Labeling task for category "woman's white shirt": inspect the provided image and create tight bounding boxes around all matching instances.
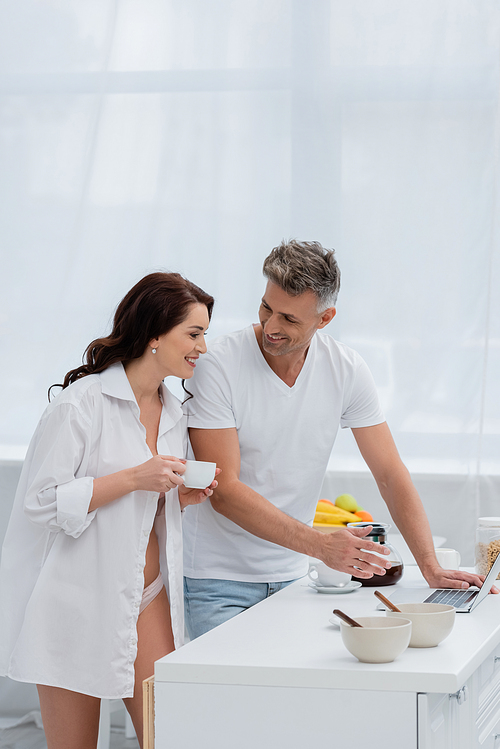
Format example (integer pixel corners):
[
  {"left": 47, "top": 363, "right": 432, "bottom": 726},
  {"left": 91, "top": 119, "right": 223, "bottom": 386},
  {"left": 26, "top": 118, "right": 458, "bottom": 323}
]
[{"left": 0, "top": 362, "right": 186, "bottom": 699}]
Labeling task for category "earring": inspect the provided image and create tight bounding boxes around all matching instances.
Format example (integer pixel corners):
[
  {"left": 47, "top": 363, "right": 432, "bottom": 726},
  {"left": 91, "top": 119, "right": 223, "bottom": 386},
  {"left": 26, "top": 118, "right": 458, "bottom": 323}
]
[{"left": 152, "top": 348, "right": 157, "bottom": 354}]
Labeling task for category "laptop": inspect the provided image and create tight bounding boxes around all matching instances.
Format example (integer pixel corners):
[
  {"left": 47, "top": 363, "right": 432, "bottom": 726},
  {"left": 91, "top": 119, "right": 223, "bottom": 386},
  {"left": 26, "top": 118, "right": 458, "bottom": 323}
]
[{"left": 380, "top": 550, "right": 500, "bottom": 613}]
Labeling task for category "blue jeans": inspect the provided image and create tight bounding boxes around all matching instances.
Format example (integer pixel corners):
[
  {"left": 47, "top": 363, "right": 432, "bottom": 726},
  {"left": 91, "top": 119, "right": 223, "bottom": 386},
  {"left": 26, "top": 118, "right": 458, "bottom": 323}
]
[{"left": 184, "top": 576, "right": 296, "bottom": 640}]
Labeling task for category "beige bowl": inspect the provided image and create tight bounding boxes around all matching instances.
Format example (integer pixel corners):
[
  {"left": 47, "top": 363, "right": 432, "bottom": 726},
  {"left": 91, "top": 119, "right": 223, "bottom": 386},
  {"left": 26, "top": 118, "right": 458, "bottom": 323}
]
[
  {"left": 340, "top": 616, "right": 412, "bottom": 663},
  {"left": 386, "top": 603, "right": 455, "bottom": 648}
]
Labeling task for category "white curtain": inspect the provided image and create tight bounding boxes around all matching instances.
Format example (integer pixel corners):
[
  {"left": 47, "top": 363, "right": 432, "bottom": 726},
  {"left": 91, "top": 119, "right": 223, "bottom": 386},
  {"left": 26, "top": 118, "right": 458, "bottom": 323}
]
[{"left": 1, "top": 1, "right": 499, "bottom": 553}]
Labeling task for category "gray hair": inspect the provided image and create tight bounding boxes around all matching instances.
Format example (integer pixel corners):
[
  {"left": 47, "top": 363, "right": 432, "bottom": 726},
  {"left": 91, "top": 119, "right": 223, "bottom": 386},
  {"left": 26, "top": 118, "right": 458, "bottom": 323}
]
[{"left": 262, "top": 239, "right": 341, "bottom": 312}]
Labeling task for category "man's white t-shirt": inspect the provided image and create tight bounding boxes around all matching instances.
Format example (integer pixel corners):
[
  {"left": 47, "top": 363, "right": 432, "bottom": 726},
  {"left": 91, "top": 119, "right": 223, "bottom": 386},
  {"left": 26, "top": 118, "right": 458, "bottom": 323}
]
[{"left": 184, "top": 325, "right": 385, "bottom": 583}]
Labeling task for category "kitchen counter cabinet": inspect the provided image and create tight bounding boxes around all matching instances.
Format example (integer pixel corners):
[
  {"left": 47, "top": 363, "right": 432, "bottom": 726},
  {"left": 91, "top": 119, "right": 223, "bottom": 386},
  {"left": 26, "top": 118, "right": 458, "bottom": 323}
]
[
  {"left": 154, "top": 569, "right": 500, "bottom": 748},
  {"left": 419, "top": 637, "right": 500, "bottom": 749}
]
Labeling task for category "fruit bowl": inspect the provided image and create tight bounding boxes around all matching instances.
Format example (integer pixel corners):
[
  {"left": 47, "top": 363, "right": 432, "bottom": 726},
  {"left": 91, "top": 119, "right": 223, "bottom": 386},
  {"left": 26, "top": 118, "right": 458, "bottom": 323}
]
[{"left": 313, "top": 496, "right": 373, "bottom": 529}]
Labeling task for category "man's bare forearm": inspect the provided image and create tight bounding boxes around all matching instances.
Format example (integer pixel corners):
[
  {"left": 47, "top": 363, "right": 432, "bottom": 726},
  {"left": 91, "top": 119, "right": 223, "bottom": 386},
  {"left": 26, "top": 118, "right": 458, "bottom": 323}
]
[
  {"left": 210, "top": 477, "right": 322, "bottom": 557},
  {"left": 189, "top": 426, "right": 390, "bottom": 577},
  {"left": 375, "top": 465, "right": 487, "bottom": 588},
  {"left": 209, "top": 478, "right": 390, "bottom": 577},
  {"left": 374, "top": 464, "right": 437, "bottom": 573}
]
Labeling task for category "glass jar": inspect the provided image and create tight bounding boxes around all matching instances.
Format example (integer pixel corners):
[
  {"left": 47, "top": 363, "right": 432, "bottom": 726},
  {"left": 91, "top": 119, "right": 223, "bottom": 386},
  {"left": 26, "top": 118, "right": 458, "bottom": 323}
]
[
  {"left": 476, "top": 517, "right": 500, "bottom": 579},
  {"left": 347, "top": 522, "right": 404, "bottom": 587}
]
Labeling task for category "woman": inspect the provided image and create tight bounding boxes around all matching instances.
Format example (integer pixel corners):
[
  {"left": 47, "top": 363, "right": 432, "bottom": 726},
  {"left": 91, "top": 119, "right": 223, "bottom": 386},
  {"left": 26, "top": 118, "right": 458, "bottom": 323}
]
[{"left": 0, "top": 272, "right": 216, "bottom": 748}]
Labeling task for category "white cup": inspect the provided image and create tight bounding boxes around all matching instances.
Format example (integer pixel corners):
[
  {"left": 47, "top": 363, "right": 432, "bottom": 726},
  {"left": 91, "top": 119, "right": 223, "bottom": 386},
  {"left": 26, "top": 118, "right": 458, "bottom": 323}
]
[
  {"left": 307, "top": 561, "right": 351, "bottom": 588},
  {"left": 182, "top": 460, "right": 217, "bottom": 490},
  {"left": 435, "top": 548, "right": 461, "bottom": 570}
]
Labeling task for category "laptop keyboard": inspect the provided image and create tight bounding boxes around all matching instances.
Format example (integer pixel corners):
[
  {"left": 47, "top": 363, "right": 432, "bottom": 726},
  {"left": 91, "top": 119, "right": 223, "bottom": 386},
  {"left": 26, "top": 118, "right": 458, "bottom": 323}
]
[{"left": 424, "top": 588, "right": 477, "bottom": 608}]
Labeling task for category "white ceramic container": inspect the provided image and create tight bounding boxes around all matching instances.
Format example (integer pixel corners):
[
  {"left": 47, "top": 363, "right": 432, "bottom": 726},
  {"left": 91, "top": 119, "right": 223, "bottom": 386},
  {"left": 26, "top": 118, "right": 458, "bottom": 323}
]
[
  {"left": 340, "top": 616, "right": 412, "bottom": 663},
  {"left": 386, "top": 603, "right": 455, "bottom": 648},
  {"left": 182, "top": 460, "right": 217, "bottom": 489},
  {"left": 435, "top": 548, "right": 461, "bottom": 570},
  {"left": 307, "top": 560, "right": 351, "bottom": 588}
]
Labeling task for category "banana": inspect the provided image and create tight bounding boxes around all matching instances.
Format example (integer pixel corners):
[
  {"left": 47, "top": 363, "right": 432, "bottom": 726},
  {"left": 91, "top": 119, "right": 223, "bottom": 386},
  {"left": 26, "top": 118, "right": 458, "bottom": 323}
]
[
  {"left": 315, "top": 507, "right": 360, "bottom": 523},
  {"left": 314, "top": 511, "right": 349, "bottom": 525},
  {"left": 316, "top": 499, "right": 337, "bottom": 512}
]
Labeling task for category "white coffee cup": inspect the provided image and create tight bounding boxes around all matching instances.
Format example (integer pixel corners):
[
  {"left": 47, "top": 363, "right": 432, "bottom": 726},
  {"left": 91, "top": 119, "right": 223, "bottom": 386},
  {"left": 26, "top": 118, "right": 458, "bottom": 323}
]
[
  {"left": 435, "top": 548, "right": 461, "bottom": 570},
  {"left": 307, "top": 561, "right": 351, "bottom": 588},
  {"left": 182, "top": 460, "right": 217, "bottom": 490}
]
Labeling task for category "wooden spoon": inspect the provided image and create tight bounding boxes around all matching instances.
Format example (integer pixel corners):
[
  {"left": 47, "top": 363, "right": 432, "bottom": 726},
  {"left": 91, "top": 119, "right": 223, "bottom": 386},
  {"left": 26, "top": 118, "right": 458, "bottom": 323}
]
[
  {"left": 374, "top": 590, "right": 402, "bottom": 612},
  {"left": 333, "top": 609, "right": 363, "bottom": 627}
]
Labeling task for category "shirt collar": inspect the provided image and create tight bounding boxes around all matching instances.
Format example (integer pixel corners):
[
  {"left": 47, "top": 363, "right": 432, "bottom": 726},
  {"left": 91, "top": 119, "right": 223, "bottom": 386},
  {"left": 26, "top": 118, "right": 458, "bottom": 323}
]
[
  {"left": 99, "top": 362, "right": 184, "bottom": 432},
  {"left": 158, "top": 381, "right": 184, "bottom": 434},
  {"left": 99, "top": 362, "right": 137, "bottom": 402}
]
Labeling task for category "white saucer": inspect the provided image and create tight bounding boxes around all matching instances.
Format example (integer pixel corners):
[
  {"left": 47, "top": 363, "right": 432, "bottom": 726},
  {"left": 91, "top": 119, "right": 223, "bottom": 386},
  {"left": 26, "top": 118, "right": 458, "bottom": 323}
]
[
  {"left": 308, "top": 581, "right": 362, "bottom": 594},
  {"left": 328, "top": 617, "right": 341, "bottom": 629}
]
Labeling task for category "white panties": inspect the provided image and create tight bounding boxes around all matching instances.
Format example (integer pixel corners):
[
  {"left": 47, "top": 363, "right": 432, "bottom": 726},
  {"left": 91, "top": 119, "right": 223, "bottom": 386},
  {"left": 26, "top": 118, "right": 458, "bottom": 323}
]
[{"left": 139, "top": 572, "right": 164, "bottom": 615}]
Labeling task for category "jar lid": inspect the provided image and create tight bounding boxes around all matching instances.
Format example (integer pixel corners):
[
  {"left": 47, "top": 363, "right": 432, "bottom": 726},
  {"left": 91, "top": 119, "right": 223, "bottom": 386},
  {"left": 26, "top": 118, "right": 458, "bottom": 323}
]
[
  {"left": 347, "top": 522, "right": 390, "bottom": 536},
  {"left": 477, "top": 517, "right": 500, "bottom": 527}
]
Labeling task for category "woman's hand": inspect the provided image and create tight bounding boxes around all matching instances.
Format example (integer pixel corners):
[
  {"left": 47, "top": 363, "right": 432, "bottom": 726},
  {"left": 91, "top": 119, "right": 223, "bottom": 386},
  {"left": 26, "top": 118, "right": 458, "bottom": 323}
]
[
  {"left": 89, "top": 455, "right": 189, "bottom": 512},
  {"left": 178, "top": 468, "right": 222, "bottom": 511},
  {"left": 132, "top": 455, "right": 187, "bottom": 493}
]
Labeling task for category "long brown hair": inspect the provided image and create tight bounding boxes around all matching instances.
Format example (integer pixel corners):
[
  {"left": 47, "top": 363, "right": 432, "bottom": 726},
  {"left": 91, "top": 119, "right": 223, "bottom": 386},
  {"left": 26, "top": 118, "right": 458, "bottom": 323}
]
[{"left": 49, "top": 272, "right": 214, "bottom": 398}]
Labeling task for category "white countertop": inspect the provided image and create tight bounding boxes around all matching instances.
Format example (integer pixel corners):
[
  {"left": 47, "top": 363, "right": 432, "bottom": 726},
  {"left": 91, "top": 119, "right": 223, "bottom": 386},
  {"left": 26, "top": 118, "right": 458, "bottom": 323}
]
[{"left": 156, "top": 567, "right": 500, "bottom": 694}]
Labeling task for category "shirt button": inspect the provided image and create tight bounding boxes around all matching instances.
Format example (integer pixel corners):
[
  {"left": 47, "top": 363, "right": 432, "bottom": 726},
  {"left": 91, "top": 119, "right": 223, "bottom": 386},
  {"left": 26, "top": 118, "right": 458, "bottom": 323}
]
[{"left": 143, "top": 530, "right": 149, "bottom": 537}]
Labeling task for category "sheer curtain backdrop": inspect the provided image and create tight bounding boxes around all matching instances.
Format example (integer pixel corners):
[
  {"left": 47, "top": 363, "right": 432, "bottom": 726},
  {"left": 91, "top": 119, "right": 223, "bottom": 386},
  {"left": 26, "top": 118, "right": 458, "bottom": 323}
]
[{"left": 1, "top": 0, "right": 499, "bottom": 563}]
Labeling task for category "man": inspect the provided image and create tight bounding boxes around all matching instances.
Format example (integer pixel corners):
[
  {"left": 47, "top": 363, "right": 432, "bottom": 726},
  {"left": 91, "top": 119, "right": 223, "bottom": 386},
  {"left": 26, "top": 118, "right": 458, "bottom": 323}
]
[{"left": 183, "top": 239, "right": 485, "bottom": 639}]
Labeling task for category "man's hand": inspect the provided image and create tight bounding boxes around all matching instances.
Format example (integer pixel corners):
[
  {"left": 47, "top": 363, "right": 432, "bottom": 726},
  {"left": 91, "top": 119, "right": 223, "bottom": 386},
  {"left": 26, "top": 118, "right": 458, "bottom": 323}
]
[
  {"left": 422, "top": 565, "right": 500, "bottom": 594},
  {"left": 316, "top": 525, "right": 392, "bottom": 579}
]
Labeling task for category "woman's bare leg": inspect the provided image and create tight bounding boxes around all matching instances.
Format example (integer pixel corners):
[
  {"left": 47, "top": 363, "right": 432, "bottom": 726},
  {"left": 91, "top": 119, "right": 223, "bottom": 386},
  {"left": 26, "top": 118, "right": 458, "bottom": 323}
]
[
  {"left": 37, "top": 684, "right": 101, "bottom": 749},
  {"left": 123, "top": 586, "right": 175, "bottom": 748}
]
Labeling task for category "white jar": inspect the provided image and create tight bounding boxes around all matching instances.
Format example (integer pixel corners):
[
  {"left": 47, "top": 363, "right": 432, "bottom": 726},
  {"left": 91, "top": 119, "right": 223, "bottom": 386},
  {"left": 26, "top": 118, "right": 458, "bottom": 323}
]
[{"left": 476, "top": 517, "right": 500, "bottom": 578}]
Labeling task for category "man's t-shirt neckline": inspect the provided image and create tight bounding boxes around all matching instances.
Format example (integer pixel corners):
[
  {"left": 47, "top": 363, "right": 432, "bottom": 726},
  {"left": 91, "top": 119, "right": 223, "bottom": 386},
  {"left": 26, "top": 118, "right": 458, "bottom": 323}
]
[{"left": 248, "top": 325, "right": 315, "bottom": 396}]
